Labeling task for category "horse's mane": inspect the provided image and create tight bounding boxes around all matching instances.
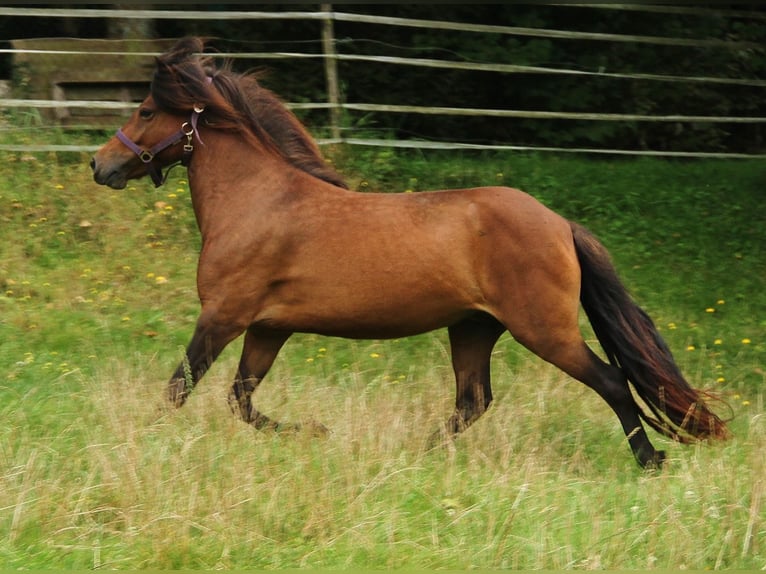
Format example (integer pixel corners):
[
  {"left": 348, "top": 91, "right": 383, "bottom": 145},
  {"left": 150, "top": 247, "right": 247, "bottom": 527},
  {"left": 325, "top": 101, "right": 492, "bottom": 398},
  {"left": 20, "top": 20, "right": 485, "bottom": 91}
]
[{"left": 151, "top": 37, "right": 347, "bottom": 189}]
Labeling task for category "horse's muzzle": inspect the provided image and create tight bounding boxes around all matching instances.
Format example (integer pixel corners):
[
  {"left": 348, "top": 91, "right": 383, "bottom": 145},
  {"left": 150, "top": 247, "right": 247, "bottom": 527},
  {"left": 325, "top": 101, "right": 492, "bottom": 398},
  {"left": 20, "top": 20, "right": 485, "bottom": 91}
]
[{"left": 90, "top": 157, "right": 128, "bottom": 190}]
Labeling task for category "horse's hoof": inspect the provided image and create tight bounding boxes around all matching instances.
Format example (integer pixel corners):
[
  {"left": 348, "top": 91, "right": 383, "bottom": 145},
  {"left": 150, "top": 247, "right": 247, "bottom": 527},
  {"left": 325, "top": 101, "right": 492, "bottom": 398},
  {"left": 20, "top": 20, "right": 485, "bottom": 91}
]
[
  {"left": 301, "top": 419, "right": 331, "bottom": 438},
  {"left": 267, "top": 419, "right": 330, "bottom": 438},
  {"left": 640, "top": 449, "right": 666, "bottom": 470}
]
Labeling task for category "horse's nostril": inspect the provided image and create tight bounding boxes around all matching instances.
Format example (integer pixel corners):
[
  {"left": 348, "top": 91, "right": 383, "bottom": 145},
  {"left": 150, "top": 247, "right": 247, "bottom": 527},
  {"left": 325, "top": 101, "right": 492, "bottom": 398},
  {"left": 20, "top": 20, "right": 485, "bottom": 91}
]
[{"left": 90, "top": 157, "right": 96, "bottom": 171}]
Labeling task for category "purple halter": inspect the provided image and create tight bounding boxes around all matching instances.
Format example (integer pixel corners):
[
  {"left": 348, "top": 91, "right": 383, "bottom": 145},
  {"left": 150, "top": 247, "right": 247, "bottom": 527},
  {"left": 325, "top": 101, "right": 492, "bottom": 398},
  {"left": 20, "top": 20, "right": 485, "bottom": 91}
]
[{"left": 115, "top": 105, "right": 204, "bottom": 187}]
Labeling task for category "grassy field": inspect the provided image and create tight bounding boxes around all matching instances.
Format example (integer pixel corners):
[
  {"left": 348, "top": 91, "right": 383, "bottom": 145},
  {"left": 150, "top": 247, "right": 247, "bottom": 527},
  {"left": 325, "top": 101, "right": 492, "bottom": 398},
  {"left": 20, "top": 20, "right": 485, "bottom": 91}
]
[{"left": 0, "top": 144, "right": 764, "bottom": 569}]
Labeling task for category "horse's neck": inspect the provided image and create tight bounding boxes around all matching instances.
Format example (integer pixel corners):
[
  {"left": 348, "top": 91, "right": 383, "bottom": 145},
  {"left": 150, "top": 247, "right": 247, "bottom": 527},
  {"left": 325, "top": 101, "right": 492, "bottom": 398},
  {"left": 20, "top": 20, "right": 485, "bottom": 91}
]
[{"left": 186, "top": 131, "right": 287, "bottom": 237}]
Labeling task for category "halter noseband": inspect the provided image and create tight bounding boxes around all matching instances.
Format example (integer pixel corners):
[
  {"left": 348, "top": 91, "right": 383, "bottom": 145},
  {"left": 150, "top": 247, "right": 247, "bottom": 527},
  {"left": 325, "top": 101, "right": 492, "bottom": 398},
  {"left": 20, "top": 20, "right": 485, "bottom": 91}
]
[{"left": 115, "top": 105, "right": 204, "bottom": 187}]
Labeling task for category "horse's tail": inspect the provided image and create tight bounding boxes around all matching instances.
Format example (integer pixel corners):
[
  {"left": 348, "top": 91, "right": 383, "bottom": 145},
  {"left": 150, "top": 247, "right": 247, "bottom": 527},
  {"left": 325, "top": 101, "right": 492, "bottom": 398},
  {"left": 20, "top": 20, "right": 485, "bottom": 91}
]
[{"left": 570, "top": 222, "right": 729, "bottom": 443}]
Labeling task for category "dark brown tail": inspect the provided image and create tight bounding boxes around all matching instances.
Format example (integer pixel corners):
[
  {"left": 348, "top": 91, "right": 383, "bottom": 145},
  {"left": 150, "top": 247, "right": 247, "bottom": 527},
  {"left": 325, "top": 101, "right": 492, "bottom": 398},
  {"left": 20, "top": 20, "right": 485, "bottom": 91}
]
[{"left": 570, "top": 222, "right": 729, "bottom": 443}]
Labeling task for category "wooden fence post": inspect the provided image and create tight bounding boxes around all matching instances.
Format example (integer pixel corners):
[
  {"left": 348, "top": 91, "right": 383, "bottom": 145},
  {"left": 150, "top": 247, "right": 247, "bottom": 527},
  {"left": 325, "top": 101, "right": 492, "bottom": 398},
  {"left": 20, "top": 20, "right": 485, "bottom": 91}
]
[{"left": 321, "top": 3, "right": 342, "bottom": 140}]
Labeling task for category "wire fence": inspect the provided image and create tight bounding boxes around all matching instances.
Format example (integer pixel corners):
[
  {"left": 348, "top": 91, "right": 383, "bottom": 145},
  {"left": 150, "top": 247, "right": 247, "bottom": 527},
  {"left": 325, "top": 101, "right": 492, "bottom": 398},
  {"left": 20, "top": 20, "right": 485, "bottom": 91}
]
[{"left": 1, "top": 5, "right": 765, "bottom": 158}]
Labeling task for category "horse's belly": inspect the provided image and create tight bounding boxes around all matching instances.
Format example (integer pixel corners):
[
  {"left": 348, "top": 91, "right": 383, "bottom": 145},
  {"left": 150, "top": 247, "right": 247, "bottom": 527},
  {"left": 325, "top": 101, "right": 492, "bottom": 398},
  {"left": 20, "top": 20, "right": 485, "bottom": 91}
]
[{"left": 255, "top": 282, "right": 477, "bottom": 339}]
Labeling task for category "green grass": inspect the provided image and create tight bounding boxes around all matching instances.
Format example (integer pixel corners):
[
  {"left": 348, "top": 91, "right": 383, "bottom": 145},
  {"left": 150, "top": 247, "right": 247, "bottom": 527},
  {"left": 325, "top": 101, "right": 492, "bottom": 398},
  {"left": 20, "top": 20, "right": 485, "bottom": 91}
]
[{"left": 0, "top": 145, "right": 764, "bottom": 569}]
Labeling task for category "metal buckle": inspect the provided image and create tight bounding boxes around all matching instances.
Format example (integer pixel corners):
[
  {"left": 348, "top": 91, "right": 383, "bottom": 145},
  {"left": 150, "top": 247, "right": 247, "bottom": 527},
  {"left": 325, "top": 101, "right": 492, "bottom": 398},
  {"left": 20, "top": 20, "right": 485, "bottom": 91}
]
[{"left": 139, "top": 150, "right": 154, "bottom": 163}]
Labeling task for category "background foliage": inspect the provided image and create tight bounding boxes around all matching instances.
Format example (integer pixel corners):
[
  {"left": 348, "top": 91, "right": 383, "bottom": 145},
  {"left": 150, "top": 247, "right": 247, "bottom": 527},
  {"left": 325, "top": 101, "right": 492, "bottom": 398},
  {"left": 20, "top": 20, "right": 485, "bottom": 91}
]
[{"left": 1, "top": 4, "right": 765, "bottom": 153}]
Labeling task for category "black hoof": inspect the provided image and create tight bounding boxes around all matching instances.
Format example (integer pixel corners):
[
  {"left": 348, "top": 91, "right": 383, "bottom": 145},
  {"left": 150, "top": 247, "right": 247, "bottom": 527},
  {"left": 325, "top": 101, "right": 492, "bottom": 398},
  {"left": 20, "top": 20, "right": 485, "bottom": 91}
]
[
  {"left": 639, "top": 449, "right": 666, "bottom": 469},
  {"left": 251, "top": 414, "right": 330, "bottom": 437},
  {"left": 302, "top": 419, "right": 331, "bottom": 438},
  {"left": 168, "top": 377, "right": 190, "bottom": 408}
]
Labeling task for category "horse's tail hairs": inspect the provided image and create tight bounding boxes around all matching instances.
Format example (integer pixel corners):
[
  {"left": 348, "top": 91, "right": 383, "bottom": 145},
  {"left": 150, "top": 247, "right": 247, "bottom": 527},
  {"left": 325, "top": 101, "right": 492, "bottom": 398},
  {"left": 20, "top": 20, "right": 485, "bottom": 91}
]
[{"left": 570, "top": 222, "right": 731, "bottom": 443}]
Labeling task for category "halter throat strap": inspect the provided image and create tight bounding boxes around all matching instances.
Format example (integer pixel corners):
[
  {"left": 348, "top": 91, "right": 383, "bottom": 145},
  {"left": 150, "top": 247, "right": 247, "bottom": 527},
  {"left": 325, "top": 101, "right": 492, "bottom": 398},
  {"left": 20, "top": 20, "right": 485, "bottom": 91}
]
[{"left": 115, "top": 106, "right": 203, "bottom": 187}]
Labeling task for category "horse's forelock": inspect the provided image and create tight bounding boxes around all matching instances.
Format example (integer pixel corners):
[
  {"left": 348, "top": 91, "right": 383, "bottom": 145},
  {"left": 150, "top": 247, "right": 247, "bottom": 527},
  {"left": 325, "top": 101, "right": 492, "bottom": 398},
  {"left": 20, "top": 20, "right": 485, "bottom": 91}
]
[{"left": 151, "top": 37, "right": 217, "bottom": 114}]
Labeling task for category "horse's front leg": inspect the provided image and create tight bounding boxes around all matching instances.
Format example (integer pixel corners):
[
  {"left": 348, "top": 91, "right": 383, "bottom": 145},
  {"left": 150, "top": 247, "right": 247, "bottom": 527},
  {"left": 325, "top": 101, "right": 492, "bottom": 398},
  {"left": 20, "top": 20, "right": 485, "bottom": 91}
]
[
  {"left": 227, "top": 327, "right": 289, "bottom": 427},
  {"left": 228, "top": 326, "right": 328, "bottom": 435},
  {"left": 167, "top": 311, "right": 246, "bottom": 407}
]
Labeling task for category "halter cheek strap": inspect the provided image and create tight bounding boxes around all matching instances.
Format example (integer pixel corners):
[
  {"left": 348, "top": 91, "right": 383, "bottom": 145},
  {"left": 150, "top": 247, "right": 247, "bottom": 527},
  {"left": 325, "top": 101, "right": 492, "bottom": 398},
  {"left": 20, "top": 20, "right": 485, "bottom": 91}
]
[{"left": 115, "top": 106, "right": 204, "bottom": 187}]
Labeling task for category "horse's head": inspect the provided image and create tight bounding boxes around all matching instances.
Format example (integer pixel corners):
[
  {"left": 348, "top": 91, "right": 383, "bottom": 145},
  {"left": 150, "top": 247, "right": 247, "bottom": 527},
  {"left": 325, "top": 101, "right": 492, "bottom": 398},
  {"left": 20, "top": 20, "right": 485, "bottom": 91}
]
[
  {"left": 92, "top": 36, "right": 347, "bottom": 190},
  {"left": 92, "top": 37, "right": 214, "bottom": 189},
  {"left": 91, "top": 94, "right": 202, "bottom": 189}
]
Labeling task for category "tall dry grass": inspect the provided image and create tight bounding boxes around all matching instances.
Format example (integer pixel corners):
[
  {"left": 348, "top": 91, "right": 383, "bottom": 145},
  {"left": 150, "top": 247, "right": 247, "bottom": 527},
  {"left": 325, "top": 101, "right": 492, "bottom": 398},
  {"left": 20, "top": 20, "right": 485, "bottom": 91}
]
[{"left": 3, "top": 333, "right": 763, "bottom": 569}]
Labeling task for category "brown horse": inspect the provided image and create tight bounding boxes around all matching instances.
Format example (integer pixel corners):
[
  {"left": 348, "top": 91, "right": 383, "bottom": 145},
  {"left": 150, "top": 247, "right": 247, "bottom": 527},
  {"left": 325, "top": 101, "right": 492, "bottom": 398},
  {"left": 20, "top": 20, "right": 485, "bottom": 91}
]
[{"left": 91, "top": 37, "right": 727, "bottom": 468}]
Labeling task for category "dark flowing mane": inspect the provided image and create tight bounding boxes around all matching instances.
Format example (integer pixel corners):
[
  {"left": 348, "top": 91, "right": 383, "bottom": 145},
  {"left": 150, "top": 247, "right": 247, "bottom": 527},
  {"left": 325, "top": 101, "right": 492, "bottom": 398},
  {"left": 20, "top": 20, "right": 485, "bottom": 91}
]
[{"left": 151, "top": 37, "right": 347, "bottom": 189}]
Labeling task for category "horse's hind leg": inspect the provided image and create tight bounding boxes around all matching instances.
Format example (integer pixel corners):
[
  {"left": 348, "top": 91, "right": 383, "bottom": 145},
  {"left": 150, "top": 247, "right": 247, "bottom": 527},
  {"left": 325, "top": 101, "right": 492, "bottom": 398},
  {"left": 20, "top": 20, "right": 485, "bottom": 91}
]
[
  {"left": 432, "top": 315, "right": 504, "bottom": 444},
  {"left": 520, "top": 331, "right": 664, "bottom": 468},
  {"left": 562, "top": 343, "right": 663, "bottom": 467}
]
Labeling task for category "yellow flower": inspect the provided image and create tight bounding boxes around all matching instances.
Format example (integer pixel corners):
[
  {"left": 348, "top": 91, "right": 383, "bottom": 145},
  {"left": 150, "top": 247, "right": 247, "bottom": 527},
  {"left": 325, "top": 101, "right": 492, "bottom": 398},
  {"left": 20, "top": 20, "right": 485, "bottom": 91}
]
[
  {"left": 686, "top": 345, "right": 696, "bottom": 351},
  {"left": 742, "top": 400, "right": 751, "bottom": 406},
  {"left": 716, "top": 377, "right": 725, "bottom": 383},
  {"left": 705, "top": 308, "right": 715, "bottom": 313},
  {"left": 155, "top": 276, "right": 168, "bottom": 285},
  {"left": 370, "top": 352, "right": 381, "bottom": 359},
  {"left": 668, "top": 322, "right": 677, "bottom": 330},
  {"left": 742, "top": 338, "right": 752, "bottom": 345},
  {"left": 714, "top": 339, "right": 723, "bottom": 345},
  {"left": 716, "top": 299, "right": 725, "bottom": 305}
]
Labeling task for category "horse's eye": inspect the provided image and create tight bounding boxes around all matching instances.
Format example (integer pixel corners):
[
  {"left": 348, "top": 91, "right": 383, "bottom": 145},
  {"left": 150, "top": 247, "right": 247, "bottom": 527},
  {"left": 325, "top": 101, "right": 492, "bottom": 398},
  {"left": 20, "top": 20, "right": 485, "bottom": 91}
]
[{"left": 139, "top": 108, "right": 155, "bottom": 120}]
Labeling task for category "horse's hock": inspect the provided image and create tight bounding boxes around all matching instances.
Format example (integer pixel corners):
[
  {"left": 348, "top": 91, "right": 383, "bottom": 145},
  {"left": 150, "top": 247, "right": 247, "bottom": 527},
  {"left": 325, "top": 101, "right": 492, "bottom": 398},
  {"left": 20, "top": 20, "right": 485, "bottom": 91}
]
[{"left": 11, "top": 38, "right": 175, "bottom": 125}]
